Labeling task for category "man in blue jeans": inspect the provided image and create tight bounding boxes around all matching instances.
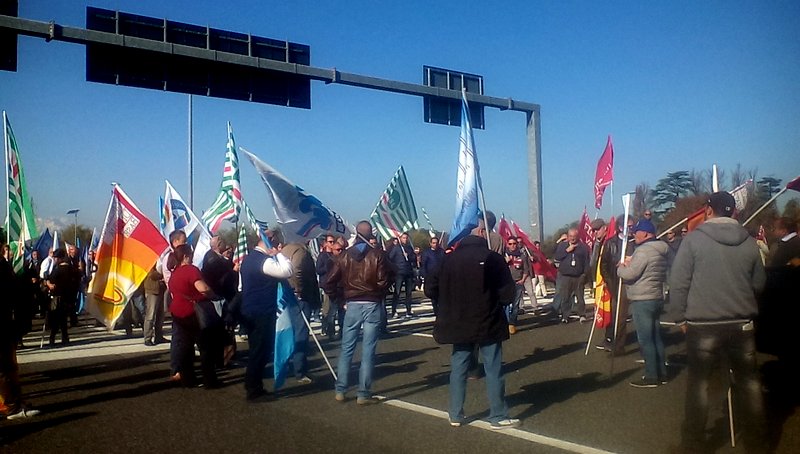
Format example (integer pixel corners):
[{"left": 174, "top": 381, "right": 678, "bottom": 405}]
[
  {"left": 322, "top": 221, "right": 390, "bottom": 405},
  {"left": 427, "top": 219, "right": 519, "bottom": 429},
  {"left": 617, "top": 218, "right": 669, "bottom": 388}
]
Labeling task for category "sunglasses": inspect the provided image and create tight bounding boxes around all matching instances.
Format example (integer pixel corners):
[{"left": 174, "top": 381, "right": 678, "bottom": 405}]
[{"left": 507, "top": 242, "right": 517, "bottom": 245}]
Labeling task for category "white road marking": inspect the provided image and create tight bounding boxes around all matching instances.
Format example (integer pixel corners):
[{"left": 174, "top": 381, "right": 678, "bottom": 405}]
[{"left": 377, "top": 396, "right": 616, "bottom": 454}]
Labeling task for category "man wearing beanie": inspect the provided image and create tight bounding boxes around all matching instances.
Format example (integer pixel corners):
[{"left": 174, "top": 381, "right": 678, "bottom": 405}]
[
  {"left": 668, "top": 191, "right": 767, "bottom": 452},
  {"left": 617, "top": 218, "right": 669, "bottom": 388}
]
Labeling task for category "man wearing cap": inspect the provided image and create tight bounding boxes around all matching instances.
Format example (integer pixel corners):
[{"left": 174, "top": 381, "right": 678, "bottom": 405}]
[
  {"left": 668, "top": 191, "right": 767, "bottom": 451},
  {"left": 617, "top": 219, "right": 669, "bottom": 388}
]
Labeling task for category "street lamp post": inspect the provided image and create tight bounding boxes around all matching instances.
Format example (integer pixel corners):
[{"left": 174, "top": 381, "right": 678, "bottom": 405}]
[{"left": 67, "top": 209, "right": 79, "bottom": 245}]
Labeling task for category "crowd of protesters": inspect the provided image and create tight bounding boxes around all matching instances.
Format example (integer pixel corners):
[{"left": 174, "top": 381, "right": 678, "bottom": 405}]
[{"left": 3, "top": 192, "right": 799, "bottom": 452}]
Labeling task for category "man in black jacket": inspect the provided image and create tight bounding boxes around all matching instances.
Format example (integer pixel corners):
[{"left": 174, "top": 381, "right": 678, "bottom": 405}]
[{"left": 428, "top": 219, "right": 519, "bottom": 429}]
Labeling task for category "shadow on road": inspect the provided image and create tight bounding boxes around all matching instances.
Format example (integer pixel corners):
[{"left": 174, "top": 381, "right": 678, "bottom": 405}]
[{"left": 0, "top": 412, "right": 96, "bottom": 445}]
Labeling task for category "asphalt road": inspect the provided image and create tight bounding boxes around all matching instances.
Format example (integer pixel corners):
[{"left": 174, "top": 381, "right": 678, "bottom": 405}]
[{"left": 2, "top": 293, "right": 798, "bottom": 453}]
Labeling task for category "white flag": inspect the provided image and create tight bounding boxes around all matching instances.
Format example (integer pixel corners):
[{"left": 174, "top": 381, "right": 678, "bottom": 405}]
[{"left": 163, "top": 180, "right": 212, "bottom": 268}]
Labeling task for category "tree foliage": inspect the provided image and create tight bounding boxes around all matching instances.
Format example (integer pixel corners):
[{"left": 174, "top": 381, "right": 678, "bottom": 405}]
[{"left": 650, "top": 171, "right": 692, "bottom": 218}]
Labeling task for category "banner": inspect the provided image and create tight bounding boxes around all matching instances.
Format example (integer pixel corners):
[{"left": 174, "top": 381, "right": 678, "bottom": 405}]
[
  {"left": 163, "top": 180, "right": 212, "bottom": 268},
  {"left": 88, "top": 185, "right": 168, "bottom": 331},
  {"left": 448, "top": 91, "right": 483, "bottom": 247},
  {"left": 203, "top": 122, "right": 244, "bottom": 233},
  {"left": 594, "top": 135, "right": 614, "bottom": 209},
  {"left": 242, "top": 148, "right": 351, "bottom": 244},
  {"left": 4, "top": 111, "right": 38, "bottom": 274},
  {"left": 370, "top": 166, "right": 420, "bottom": 240}
]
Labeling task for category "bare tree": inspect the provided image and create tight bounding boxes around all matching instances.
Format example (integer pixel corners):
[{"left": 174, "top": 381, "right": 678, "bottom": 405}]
[
  {"left": 730, "top": 163, "right": 745, "bottom": 188},
  {"left": 688, "top": 169, "right": 708, "bottom": 195},
  {"left": 633, "top": 182, "right": 651, "bottom": 219}
]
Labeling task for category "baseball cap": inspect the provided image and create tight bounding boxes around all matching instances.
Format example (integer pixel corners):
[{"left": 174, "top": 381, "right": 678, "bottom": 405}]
[
  {"left": 632, "top": 219, "right": 656, "bottom": 234},
  {"left": 707, "top": 191, "right": 735, "bottom": 217}
]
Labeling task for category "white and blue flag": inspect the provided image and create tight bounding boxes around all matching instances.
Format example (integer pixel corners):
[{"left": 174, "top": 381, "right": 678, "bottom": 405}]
[
  {"left": 448, "top": 90, "right": 483, "bottom": 247},
  {"left": 241, "top": 148, "right": 351, "bottom": 244},
  {"left": 163, "top": 180, "right": 212, "bottom": 269}
]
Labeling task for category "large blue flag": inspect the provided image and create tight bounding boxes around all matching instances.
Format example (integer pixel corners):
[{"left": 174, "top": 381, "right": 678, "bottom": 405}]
[
  {"left": 241, "top": 148, "right": 351, "bottom": 244},
  {"left": 448, "top": 91, "right": 483, "bottom": 246},
  {"left": 33, "top": 228, "right": 53, "bottom": 260}
]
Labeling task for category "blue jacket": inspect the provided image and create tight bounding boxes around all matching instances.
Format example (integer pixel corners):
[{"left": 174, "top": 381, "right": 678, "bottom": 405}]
[
  {"left": 388, "top": 243, "right": 416, "bottom": 276},
  {"left": 420, "top": 247, "right": 445, "bottom": 277},
  {"left": 240, "top": 249, "right": 279, "bottom": 318}
]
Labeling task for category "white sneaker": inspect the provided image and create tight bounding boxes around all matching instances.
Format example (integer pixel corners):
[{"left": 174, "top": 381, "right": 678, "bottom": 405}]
[
  {"left": 6, "top": 407, "right": 41, "bottom": 420},
  {"left": 490, "top": 418, "right": 520, "bottom": 430}
]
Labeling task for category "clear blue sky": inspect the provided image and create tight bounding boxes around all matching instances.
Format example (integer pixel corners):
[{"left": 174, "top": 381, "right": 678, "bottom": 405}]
[{"left": 2, "top": 0, "right": 799, "bottom": 238}]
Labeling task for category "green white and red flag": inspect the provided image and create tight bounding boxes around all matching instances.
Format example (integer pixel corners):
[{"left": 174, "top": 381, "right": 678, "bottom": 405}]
[{"left": 3, "top": 111, "right": 38, "bottom": 275}]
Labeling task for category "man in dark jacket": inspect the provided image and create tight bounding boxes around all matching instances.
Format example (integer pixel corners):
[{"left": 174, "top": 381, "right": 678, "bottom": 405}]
[
  {"left": 323, "top": 221, "right": 390, "bottom": 405},
  {"left": 420, "top": 236, "right": 445, "bottom": 315},
  {"left": 552, "top": 228, "right": 591, "bottom": 322},
  {"left": 668, "top": 191, "right": 767, "bottom": 452},
  {"left": 428, "top": 219, "right": 519, "bottom": 429},
  {"left": 388, "top": 232, "right": 417, "bottom": 319},
  {"left": 598, "top": 215, "right": 633, "bottom": 353}
]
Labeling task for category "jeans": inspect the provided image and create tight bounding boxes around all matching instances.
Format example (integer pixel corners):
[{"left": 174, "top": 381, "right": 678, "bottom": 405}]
[
  {"left": 522, "top": 278, "right": 538, "bottom": 307},
  {"left": 392, "top": 274, "right": 414, "bottom": 315},
  {"left": 143, "top": 291, "right": 165, "bottom": 342},
  {"left": 449, "top": 342, "right": 509, "bottom": 424},
  {"left": 290, "top": 299, "right": 311, "bottom": 378},
  {"left": 171, "top": 314, "right": 217, "bottom": 387},
  {"left": 681, "top": 322, "right": 767, "bottom": 450},
  {"left": 242, "top": 313, "right": 277, "bottom": 397},
  {"left": 506, "top": 284, "right": 524, "bottom": 324},
  {"left": 336, "top": 302, "right": 381, "bottom": 398},
  {"left": 630, "top": 299, "right": 667, "bottom": 381}
]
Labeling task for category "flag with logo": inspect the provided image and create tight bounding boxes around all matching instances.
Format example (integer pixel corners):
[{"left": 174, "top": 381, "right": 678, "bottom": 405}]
[
  {"left": 578, "top": 207, "right": 593, "bottom": 250},
  {"left": 203, "top": 122, "right": 244, "bottom": 233},
  {"left": 163, "top": 180, "right": 212, "bottom": 268},
  {"left": 241, "top": 148, "right": 351, "bottom": 244},
  {"left": 448, "top": 91, "right": 484, "bottom": 247},
  {"left": 497, "top": 215, "right": 514, "bottom": 243},
  {"left": 594, "top": 242, "right": 612, "bottom": 329},
  {"left": 4, "top": 111, "right": 38, "bottom": 274},
  {"left": 370, "top": 166, "right": 420, "bottom": 240},
  {"left": 594, "top": 135, "right": 614, "bottom": 209},
  {"left": 511, "top": 220, "right": 557, "bottom": 282},
  {"left": 88, "top": 185, "right": 168, "bottom": 331}
]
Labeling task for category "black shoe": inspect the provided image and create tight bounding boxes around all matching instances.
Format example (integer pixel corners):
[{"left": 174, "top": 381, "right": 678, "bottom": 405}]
[
  {"left": 246, "top": 389, "right": 273, "bottom": 402},
  {"left": 144, "top": 340, "right": 155, "bottom": 346},
  {"left": 154, "top": 337, "right": 170, "bottom": 344},
  {"left": 595, "top": 344, "right": 611, "bottom": 352}
]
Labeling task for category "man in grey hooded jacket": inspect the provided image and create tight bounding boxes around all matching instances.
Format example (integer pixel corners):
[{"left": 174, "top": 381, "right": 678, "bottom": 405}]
[
  {"left": 618, "top": 218, "right": 669, "bottom": 388},
  {"left": 668, "top": 191, "right": 767, "bottom": 453}
]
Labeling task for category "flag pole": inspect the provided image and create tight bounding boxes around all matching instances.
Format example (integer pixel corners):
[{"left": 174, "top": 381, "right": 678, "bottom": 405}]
[
  {"left": 611, "top": 193, "right": 633, "bottom": 367},
  {"left": 3, "top": 110, "right": 10, "bottom": 246},
  {"left": 656, "top": 216, "right": 690, "bottom": 239},
  {"left": 742, "top": 187, "right": 788, "bottom": 227}
]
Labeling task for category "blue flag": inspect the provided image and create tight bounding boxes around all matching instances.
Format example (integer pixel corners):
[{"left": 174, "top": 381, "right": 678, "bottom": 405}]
[
  {"left": 448, "top": 91, "right": 483, "bottom": 246},
  {"left": 254, "top": 228, "right": 296, "bottom": 390},
  {"left": 33, "top": 228, "right": 53, "bottom": 260}
]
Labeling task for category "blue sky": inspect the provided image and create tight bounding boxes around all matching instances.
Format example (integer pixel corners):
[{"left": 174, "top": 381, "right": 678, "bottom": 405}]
[{"left": 2, "top": 0, "right": 799, "bottom": 238}]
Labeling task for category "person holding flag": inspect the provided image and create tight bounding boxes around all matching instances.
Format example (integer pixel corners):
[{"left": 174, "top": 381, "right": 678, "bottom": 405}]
[{"left": 239, "top": 236, "right": 293, "bottom": 402}]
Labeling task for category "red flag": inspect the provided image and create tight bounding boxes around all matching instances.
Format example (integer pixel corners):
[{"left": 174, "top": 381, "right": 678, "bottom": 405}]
[
  {"left": 594, "top": 135, "right": 614, "bottom": 209},
  {"left": 511, "top": 221, "right": 557, "bottom": 282},
  {"left": 578, "top": 208, "right": 593, "bottom": 251},
  {"left": 497, "top": 216, "right": 514, "bottom": 243},
  {"left": 787, "top": 175, "right": 800, "bottom": 192},
  {"left": 685, "top": 207, "right": 706, "bottom": 232},
  {"left": 605, "top": 215, "right": 617, "bottom": 242}
]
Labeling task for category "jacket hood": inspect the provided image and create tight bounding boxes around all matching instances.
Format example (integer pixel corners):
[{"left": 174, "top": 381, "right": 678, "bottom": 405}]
[
  {"left": 695, "top": 218, "right": 749, "bottom": 246},
  {"left": 349, "top": 242, "right": 372, "bottom": 262}
]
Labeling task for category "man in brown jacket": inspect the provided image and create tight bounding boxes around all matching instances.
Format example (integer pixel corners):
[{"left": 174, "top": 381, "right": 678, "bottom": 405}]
[{"left": 322, "top": 221, "right": 390, "bottom": 405}]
